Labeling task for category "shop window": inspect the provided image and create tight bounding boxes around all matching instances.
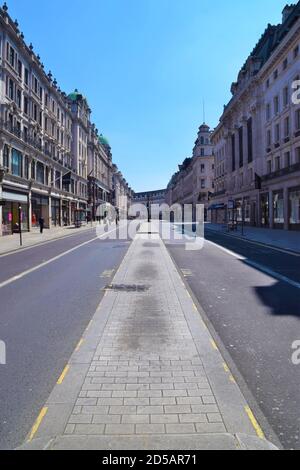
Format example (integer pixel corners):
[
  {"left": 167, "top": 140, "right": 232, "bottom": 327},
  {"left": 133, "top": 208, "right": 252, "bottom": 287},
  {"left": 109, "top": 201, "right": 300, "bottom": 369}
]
[
  {"left": 289, "top": 188, "right": 300, "bottom": 226},
  {"left": 11, "top": 149, "right": 23, "bottom": 177},
  {"left": 273, "top": 192, "right": 284, "bottom": 224}
]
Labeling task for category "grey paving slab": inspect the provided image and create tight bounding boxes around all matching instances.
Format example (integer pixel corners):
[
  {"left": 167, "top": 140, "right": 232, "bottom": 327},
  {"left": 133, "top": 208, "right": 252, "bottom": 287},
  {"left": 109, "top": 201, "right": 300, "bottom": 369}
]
[{"left": 19, "top": 231, "right": 278, "bottom": 450}]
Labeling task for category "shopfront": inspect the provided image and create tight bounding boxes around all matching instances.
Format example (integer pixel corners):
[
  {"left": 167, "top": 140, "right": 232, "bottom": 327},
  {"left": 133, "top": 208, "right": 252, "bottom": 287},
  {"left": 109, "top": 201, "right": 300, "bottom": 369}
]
[
  {"left": 70, "top": 201, "right": 77, "bottom": 225},
  {"left": 260, "top": 193, "right": 269, "bottom": 227},
  {"left": 289, "top": 186, "right": 300, "bottom": 230},
  {"left": 1, "top": 189, "right": 29, "bottom": 236},
  {"left": 62, "top": 200, "right": 70, "bottom": 226},
  {"left": 51, "top": 198, "right": 61, "bottom": 227},
  {"left": 273, "top": 191, "right": 284, "bottom": 229},
  {"left": 31, "top": 193, "right": 49, "bottom": 228}
]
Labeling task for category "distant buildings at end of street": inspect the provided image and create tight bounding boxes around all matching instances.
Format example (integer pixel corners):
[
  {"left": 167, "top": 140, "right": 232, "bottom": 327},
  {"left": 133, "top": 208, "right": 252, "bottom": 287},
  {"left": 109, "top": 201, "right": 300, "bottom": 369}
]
[
  {"left": 133, "top": 189, "right": 166, "bottom": 207},
  {"left": 165, "top": 123, "right": 215, "bottom": 221}
]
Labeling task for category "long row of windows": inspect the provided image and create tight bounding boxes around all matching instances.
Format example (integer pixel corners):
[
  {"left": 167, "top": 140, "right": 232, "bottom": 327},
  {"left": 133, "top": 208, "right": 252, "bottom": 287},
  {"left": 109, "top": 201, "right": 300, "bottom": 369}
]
[
  {"left": 266, "top": 83, "right": 299, "bottom": 121},
  {"left": 5, "top": 41, "right": 72, "bottom": 129},
  {"left": 266, "top": 109, "right": 300, "bottom": 148},
  {"left": 2, "top": 145, "right": 82, "bottom": 193},
  {"left": 265, "top": 43, "right": 299, "bottom": 89},
  {"left": 266, "top": 147, "right": 300, "bottom": 173},
  {"left": 231, "top": 118, "right": 253, "bottom": 172}
]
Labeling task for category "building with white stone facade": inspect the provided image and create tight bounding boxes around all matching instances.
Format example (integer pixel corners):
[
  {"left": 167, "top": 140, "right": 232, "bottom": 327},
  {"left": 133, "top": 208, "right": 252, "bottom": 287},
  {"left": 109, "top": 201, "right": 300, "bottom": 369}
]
[
  {"left": 211, "top": 3, "right": 300, "bottom": 231},
  {"left": 112, "top": 164, "right": 133, "bottom": 219},
  {"left": 0, "top": 3, "right": 131, "bottom": 235},
  {"left": 166, "top": 124, "right": 215, "bottom": 220},
  {"left": 87, "top": 128, "right": 113, "bottom": 221}
]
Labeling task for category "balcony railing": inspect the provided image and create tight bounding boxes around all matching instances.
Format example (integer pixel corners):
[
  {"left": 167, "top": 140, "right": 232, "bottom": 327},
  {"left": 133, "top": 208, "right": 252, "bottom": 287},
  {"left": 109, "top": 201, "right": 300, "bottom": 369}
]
[
  {"left": 0, "top": 120, "right": 68, "bottom": 164},
  {"left": 261, "top": 162, "right": 300, "bottom": 182}
]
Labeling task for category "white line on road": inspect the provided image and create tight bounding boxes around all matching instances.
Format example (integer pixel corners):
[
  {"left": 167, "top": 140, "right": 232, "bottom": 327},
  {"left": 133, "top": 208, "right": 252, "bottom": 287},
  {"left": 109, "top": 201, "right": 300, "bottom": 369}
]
[
  {"left": 0, "top": 227, "right": 95, "bottom": 259},
  {"left": 205, "top": 239, "right": 246, "bottom": 260},
  {"left": 205, "top": 239, "right": 300, "bottom": 290},
  {"left": 0, "top": 227, "right": 120, "bottom": 290}
]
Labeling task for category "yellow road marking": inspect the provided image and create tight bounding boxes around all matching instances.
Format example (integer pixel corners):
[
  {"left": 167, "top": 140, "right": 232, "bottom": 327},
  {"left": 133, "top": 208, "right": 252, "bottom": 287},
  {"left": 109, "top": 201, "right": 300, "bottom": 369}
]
[
  {"left": 223, "top": 363, "right": 237, "bottom": 383},
  {"left": 57, "top": 365, "right": 70, "bottom": 385},
  {"left": 245, "top": 406, "right": 265, "bottom": 440},
  {"left": 28, "top": 407, "right": 48, "bottom": 442},
  {"left": 210, "top": 339, "right": 218, "bottom": 351},
  {"left": 75, "top": 339, "right": 84, "bottom": 352}
]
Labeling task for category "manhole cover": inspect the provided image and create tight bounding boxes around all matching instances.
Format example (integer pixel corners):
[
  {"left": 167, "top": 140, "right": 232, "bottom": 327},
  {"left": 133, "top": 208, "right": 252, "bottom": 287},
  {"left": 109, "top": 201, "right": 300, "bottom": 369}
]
[{"left": 104, "top": 284, "right": 150, "bottom": 293}]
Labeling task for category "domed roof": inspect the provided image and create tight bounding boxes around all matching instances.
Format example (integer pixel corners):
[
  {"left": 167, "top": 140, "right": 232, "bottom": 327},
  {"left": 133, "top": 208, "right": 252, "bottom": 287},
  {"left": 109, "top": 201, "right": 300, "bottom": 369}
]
[
  {"left": 99, "top": 134, "right": 110, "bottom": 147},
  {"left": 68, "top": 89, "right": 87, "bottom": 102},
  {"left": 199, "top": 123, "right": 210, "bottom": 131}
]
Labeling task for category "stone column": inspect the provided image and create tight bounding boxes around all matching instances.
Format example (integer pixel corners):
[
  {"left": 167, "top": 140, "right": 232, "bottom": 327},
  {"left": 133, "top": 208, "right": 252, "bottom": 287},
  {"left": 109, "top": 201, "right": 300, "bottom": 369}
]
[
  {"left": 257, "top": 193, "right": 262, "bottom": 228},
  {"left": 283, "top": 186, "right": 289, "bottom": 231},
  {"left": 48, "top": 195, "right": 52, "bottom": 230},
  {"left": 269, "top": 189, "right": 274, "bottom": 229},
  {"left": 0, "top": 139, "right": 4, "bottom": 237}
]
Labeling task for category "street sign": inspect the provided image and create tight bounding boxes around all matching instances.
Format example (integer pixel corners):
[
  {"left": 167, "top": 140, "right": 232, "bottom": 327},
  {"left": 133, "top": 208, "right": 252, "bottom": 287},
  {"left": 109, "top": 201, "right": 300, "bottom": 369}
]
[{"left": 228, "top": 200, "right": 235, "bottom": 210}]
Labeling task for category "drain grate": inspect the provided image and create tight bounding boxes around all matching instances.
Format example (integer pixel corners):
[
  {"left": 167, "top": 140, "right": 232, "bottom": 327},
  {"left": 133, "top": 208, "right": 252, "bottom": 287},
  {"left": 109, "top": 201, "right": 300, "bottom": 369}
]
[{"left": 104, "top": 284, "right": 150, "bottom": 293}]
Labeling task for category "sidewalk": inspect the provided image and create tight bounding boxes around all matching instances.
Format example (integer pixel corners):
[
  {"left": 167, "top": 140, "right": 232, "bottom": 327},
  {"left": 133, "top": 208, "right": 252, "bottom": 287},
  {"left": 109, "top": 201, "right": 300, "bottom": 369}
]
[
  {"left": 0, "top": 224, "right": 95, "bottom": 256},
  {"left": 19, "top": 224, "right": 278, "bottom": 450},
  {"left": 206, "top": 223, "right": 300, "bottom": 254}
]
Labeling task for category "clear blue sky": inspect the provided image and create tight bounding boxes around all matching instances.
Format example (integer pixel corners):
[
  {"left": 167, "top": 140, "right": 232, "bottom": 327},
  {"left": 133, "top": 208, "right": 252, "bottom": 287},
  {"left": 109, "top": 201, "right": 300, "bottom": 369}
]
[{"left": 8, "top": 0, "right": 288, "bottom": 191}]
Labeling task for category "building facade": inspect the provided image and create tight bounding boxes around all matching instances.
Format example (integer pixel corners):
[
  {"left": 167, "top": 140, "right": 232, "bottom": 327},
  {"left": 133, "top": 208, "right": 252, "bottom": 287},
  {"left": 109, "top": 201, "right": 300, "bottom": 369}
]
[
  {"left": 133, "top": 189, "right": 166, "bottom": 219},
  {"left": 87, "top": 129, "right": 113, "bottom": 221},
  {"left": 211, "top": 3, "right": 300, "bottom": 231},
  {"left": 112, "top": 164, "right": 133, "bottom": 219},
  {"left": 0, "top": 3, "right": 131, "bottom": 235},
  {"left": 166, "top": 124, "right": 215, "bottom": 220}
]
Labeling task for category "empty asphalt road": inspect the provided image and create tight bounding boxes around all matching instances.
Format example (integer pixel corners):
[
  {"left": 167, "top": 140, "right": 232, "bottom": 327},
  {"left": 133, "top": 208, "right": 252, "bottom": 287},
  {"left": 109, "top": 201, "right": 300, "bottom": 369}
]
[
  {"left": 166, "top": 228, "right": 300, "bottom": 450},
  {"left": 0, "top": 226, "right": 131, "bottom": 449}
]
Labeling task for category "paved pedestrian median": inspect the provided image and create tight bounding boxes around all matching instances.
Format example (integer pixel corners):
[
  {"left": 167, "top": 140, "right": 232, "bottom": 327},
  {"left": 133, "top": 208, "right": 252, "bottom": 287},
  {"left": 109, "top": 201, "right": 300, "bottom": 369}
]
[{"left": 19, "top": 224, "right": 278, "bottom": 450}]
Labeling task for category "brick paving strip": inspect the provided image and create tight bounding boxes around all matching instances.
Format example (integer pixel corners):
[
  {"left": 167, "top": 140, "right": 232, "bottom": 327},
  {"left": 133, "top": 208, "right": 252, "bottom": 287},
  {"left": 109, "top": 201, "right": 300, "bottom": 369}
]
[{"left": 19, "top": 224, "right": 278, "bottom": 450}]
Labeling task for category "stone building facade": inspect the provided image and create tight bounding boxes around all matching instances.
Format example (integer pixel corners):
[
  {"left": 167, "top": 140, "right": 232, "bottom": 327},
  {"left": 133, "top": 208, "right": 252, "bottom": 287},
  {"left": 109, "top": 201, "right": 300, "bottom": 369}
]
[
  {"left": 211, "top": 3, "right": 300, "bottom": 231},
  {"left": 166, "top": 124, "right": 215, "bottom": 220},
  {"left": 112, "top": 164, "right": 133, "bottom": 219},
  {"left": 0, "top": 3, "right": 131, "bottom": 235}
]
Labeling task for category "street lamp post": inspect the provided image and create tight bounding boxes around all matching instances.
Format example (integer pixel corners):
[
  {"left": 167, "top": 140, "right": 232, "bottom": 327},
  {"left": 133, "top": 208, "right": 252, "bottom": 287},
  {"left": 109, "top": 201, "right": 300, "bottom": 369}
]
[{"left": 18, "top": 205, "right": 23, "bottom": 246}]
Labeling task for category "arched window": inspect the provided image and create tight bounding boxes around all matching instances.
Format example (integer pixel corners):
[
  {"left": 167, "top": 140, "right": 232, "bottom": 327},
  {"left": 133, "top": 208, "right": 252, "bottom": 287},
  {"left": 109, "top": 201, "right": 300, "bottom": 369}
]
[{"left": 200, "top": 137, "right": 204, "bottom": 145}]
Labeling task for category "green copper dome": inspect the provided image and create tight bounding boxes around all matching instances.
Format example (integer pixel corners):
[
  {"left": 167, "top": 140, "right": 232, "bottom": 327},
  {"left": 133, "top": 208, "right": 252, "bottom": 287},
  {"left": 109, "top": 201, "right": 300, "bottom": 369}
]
[
  {"left": 99, "top": 134, "right": 110, "bottom": 147},
  {"left": 68, "top": 89, "right": 86, "bottom": 102}
]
